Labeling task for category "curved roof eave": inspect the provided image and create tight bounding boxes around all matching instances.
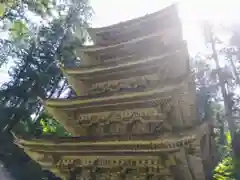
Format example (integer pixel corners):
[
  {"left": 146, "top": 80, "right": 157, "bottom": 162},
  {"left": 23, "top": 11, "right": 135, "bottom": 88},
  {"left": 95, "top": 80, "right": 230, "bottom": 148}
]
[
  {"left": 77, "top": 28, "right": 182, "bottom": 53},
  {"left": 43, "top": 81, "right": 185, "bottom": 108},
  {"left": 15, "top": 135, "right": 196, "bottom": 152},
  {"left": 63, "top": 49, "right": 185, "bottom": 76}
]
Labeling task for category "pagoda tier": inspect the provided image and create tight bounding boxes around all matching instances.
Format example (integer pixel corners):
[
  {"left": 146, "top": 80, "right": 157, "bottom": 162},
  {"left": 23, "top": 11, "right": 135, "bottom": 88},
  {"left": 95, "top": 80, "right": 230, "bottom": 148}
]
[
  {"left": 87, "top": 4, "right": 181, "bottom": 46},
  {"left": 44, "top": 79, "right": 197, "bottom": 136},
  {"left": 75, "top": 5, "right": 182, "bottom": 67},
  {"left": 63, "top": 45, "right": 189, "bottom": 97},
  {"left": 16, "top": 122, "right": 214, "bottom": 180},
  {"left": 76, "top": 25, "right": 183, "bottom": 66}
]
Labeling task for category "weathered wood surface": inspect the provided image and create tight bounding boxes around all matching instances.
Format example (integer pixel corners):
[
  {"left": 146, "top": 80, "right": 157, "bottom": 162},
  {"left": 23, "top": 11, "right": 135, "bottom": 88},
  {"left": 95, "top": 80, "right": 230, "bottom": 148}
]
[{"left": 64, "top": 46, "right": 189, "bottom": 97}]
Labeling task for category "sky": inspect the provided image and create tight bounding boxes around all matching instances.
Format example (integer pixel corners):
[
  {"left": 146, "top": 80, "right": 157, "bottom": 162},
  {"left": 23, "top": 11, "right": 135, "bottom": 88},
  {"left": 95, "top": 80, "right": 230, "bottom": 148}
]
[
  {"left": 89, "top": 0, "right": 240, "bottom": 27},
  {"left": 1, "top": 0, "right": 240, "bottom": 84},
  {"left": 90, "top": 0, "right": 240, "bottom": 53}
]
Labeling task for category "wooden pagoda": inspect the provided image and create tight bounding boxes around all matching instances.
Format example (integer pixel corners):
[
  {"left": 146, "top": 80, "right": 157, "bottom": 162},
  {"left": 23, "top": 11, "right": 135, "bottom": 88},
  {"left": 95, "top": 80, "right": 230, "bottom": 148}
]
[{"left": 15, "top": 4, "right": 216, "bottom": 180}]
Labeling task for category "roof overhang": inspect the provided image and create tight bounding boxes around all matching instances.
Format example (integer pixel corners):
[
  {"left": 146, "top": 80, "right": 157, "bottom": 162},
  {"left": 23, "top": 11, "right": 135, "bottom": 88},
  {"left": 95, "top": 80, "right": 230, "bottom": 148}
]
[
  {"left": 78, "top": 27, "right": 182, "bottom": 53},
  {"left": 44, "top": 80, "right": 186, "bottom": 108},
  {"left": 62, "top": 47, "right": 188, "bottom": 76},
  {"left": 15, "top": 122, "right": 211, "bottom": 153}
]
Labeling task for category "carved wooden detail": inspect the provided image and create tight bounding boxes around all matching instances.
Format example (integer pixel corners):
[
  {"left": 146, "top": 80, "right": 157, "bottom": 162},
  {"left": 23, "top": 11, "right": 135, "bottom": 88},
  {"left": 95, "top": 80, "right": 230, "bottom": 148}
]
[
  {"left": 69, "top": 106, "right": 174, "bottom": 136},
  {"left": 75, "top": 107, "right": 166, "bottom": 123},
  {"left": 18, "top": 133, "right": 202, "bottom": 180},
  {"left": 48, "top": 88, "right": 199, "bottom": 136},
  {"left": 71, "top": 53, "right": 188, "bottom": 97},
  {"left": 88, "top": 73, "right": 160, "bottom": 96},
  {"left": 56, "top": 155, "right": 177, "bottom": 169},
  {"left": 55, "top": 155, "right": 178, "bottom": 180},
  {"left": 83, "top": 120, "right": 173, "bottom": 136}
]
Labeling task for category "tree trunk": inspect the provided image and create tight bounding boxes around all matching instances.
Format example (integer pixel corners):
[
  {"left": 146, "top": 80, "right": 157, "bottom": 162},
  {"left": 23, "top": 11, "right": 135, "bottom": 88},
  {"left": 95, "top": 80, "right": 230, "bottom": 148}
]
[{"left": 209, "top": 29, "right": 236, "bottom": 139}]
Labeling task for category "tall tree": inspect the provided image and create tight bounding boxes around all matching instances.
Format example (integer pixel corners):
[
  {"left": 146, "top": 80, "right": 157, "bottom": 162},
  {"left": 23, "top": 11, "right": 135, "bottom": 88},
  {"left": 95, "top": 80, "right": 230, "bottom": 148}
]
[
  {"left": 200, "top": 22, "right": 240, "bottom": 179},
  {"left": 0, "top": 0, "right": 92, "bottom": 179},
  {"left": 203, "top": 22, "right": 236, "bottom": 139}
]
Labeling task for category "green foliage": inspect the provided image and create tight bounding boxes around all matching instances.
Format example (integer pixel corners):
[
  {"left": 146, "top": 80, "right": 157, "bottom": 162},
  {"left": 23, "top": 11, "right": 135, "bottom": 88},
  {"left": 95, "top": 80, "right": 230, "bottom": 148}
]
[
  {"left": 0, "top": 0, "right": 91, "bottom": 133},
  {"left": 194, "top": 22, "right": 240, "bottom": 179},
  {"left": 214, "top": 156, "right": 235, "bottom": 180},
  {"left": 0, "top": 3, "right": 7, "bottom": 17},
  {"left": 0, "top": 0, "right": 91, "bottom": 179},
  {"left": 213, "top": 131, "right": 240, "bottom": 180},
  {"left": 39, "top": 114, "right": 71, "bottom": 137},
  {"left": 0, "top": 0, "right": 92, "bottom": 43},
  {"left": 226, "top": 131, "right": 232, "bottom": 145},
  {"left": 0, "top": 0, "right": 55, "bottom": 18},
  {"left": 0, "top": 0, "right": 15, "bottom": 17},
  {"left": 10, "top": 20, "right": 29, "bottom": 40}
]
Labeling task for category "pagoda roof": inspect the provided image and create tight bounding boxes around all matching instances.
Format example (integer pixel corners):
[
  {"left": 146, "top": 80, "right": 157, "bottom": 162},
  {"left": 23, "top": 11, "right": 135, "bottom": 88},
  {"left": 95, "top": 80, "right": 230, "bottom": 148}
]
[
  {"left": 86, "top": 4, "right": 181, "bottom": 46},
  {"left": 62, "top": 48, "right": 187, "bottom": 76},
  {"left": 44, "top": 80, "right": 186, "bottom": 108},
  {"left": 87, "top": 4, "right": 177, "bottom": 34},
  {"left": 77, "top": 28, "right": 182, "bottom": 53},
  {"left": 15, "top": 122, "right": 209, "bottom": 153},
  {"left": 15, "top": 122, "right": 211, "bottom": 180},
  {"left": 16, "top": 136, "right": 195, "bottom": 153}
]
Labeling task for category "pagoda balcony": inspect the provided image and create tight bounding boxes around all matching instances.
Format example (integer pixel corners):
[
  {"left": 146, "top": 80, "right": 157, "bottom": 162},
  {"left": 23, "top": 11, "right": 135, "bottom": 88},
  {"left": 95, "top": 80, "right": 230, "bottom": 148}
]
[{"left": 63, "top": 45, "right": 189, "bottom": 97}]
